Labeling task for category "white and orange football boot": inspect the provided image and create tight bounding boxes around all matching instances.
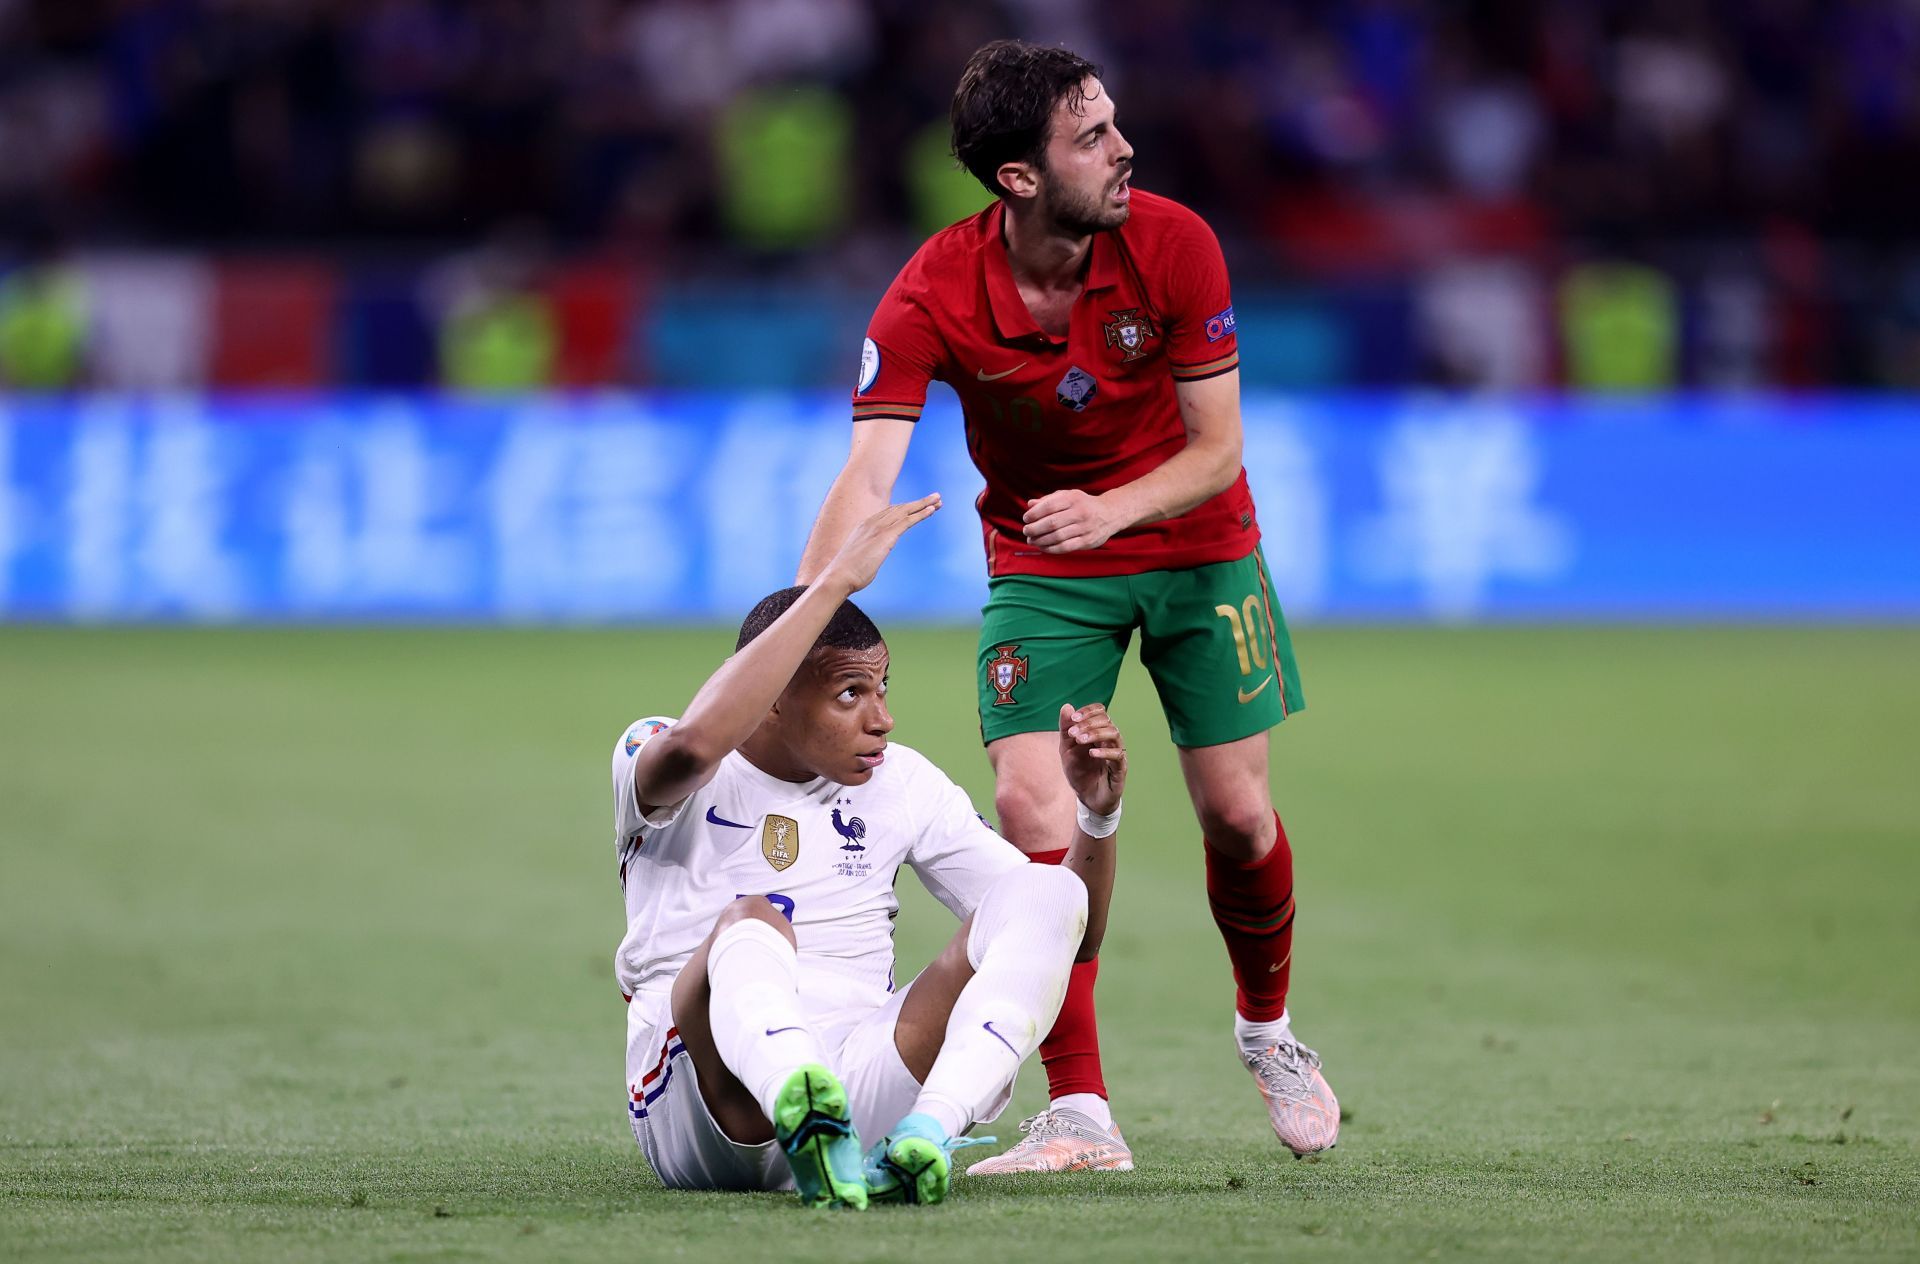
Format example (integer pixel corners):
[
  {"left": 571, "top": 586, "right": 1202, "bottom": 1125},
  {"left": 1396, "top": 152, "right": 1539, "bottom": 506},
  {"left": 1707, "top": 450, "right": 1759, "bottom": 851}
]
[
  {"left": 962, "top": 1107, "right": 1134, "bottom": 1175},
  {"left": 1241, "top": 1033, "right": 1339, "bottom": 1156}
]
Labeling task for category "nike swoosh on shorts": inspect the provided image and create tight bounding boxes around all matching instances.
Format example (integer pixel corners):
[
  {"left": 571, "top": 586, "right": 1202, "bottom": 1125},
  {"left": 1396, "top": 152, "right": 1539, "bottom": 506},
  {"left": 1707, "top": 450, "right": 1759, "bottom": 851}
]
[{"left": 1237, "top": 675, "right": 1274, "bottom": 704}]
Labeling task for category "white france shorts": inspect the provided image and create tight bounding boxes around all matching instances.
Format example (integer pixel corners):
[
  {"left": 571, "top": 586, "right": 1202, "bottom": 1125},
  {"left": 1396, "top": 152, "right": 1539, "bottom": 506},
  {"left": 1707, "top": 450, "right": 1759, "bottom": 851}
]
[{"left": 624, "top": 982, "right": 972, "bottom": 1193}]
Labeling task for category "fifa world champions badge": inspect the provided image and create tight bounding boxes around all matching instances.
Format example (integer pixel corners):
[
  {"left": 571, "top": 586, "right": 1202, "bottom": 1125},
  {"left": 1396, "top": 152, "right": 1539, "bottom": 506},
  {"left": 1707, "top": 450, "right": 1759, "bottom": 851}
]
[
  {"left": 1103, "top": 308, "right": 1158, "bottom": 362},
  {"left": 987, "top": 644, "right": 1029, "bottom": 706},
  {"left": 762, "top": 815, "right": 800, "bottom": 871}
]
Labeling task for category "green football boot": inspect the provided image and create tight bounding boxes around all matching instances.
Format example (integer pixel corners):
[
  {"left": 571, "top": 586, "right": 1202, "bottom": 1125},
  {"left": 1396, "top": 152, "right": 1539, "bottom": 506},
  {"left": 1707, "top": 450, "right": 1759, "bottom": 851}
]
[
  {"left": 861, "top": 1112, "right": 996, "bottom": 1206},
  {"left": 772, "top": 1065, "right": 868, "bottom": 1210}
]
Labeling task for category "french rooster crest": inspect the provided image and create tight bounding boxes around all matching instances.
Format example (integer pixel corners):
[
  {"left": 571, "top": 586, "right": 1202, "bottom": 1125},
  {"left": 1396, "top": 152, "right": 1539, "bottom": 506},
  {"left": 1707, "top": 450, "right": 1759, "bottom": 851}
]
[{"left": 831, "top": 808, "right": 867, "bottom": 851}]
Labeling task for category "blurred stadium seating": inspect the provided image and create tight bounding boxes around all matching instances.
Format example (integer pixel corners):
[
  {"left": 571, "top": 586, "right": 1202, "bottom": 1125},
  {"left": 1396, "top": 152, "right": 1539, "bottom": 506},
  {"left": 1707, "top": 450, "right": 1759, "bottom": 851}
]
[
  {"left": 4, "top": 0, "right": 1920, "bottom": 392},
  {"left": 0, "top": 2, "right": 1914, "bottom": 624}
]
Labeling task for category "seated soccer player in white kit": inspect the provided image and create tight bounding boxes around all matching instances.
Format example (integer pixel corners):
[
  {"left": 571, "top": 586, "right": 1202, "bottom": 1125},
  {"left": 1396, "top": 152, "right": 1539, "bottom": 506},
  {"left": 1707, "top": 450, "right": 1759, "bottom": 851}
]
[{"left": 612, "top": 495, "right": 1128, "bottom": 1209}]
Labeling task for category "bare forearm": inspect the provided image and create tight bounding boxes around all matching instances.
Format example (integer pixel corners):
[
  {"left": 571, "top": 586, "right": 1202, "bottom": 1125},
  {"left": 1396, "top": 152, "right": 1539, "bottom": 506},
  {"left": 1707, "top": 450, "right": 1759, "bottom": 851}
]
[
  {"left": 1063, "top": 830, "right": 1116, "bottom": 961},
  {"left": 797, "top": 472, "right": 887, "bottom": 583},
  {"left": 1054, "top": 701, "right": 1124, "bottom": 959},
  {"left": 636, "top": 579, "right": 852, "bottom": 805},
  {"left": 682, "top": 581, "right": 851, "bottom": 745},
  {"left": 1100, "top": 435, "right": 1241, "bottom": 530},
  {"left": 1099, "top": 368, "right": 1246, "bottom": 532},
  {"left": 798, "top": 419, "right": 914, "bottom": 582}
]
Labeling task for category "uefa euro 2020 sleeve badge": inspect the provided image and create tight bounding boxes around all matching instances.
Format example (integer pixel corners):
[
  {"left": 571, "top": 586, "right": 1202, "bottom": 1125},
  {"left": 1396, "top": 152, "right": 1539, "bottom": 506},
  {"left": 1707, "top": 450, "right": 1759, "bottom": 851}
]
[
  {"left": 762, "top": 815, "right": 799, "bottom": 871},
  {"left": 987, "top": 644, "right": 1029, "bottom": 707},
  {"left": 1103, "top": 308, "right": 1158, "bottom": 362}
]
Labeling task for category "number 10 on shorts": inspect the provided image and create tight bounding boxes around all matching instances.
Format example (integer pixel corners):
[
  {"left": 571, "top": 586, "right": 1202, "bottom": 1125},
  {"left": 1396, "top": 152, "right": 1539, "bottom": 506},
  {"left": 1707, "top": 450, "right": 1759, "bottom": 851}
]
[{"left": 1214, "top": 598, "right": 1270, "bottom": 676}]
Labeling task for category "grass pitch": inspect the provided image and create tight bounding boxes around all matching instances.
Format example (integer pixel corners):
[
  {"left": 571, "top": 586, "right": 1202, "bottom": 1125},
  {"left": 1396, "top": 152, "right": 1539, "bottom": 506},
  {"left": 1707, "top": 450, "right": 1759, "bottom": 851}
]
[{"left": 2, "top": 624, "right": 1917, "bottom": 1262}]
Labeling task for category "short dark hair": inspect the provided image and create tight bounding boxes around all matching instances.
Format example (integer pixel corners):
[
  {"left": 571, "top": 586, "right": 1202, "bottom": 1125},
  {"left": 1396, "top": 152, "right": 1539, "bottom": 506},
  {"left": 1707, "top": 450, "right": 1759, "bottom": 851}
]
[
  {"left": 951, "top": 39, "right": 1102, "bottom": 197},
  {"left": 736, "top": 586, "right": 883, "bottom": 657}
]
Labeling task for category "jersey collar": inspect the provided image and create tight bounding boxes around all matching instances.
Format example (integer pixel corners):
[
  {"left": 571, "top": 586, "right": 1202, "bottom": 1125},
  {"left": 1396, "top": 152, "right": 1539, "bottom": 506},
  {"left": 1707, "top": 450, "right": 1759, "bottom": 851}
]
[
  {"left": 725, "top": 749, "right": 833, "bottom": 800},
  {"left": 982, "top": 201, "right": 1124, "bottom": 345}
]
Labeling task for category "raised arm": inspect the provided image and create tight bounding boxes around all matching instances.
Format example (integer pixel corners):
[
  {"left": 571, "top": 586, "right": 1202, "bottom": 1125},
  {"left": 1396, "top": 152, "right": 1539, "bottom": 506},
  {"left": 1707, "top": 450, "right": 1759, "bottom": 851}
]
[
  {"left": 1020, "top": 368, "right": 1244, "bottom": 554},
  {"left": 634, "top": 494, "right": 940, "bottom": 812},
  {"left": 795, "top": 418, "right": 917, "bottom": 583},
  {"left": 1056, "top": 701, "right": 1127, "bottom": 960}
]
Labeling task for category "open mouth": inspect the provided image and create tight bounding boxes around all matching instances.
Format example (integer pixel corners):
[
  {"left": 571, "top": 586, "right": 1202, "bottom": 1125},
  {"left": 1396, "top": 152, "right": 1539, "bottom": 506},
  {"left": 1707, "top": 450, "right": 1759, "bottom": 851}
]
[
  {"left": 855, "top": 748, "right": 886, "bottom": 769},
  {"left": 1112, "top": 176, "right": 1131, "bottom": 202}
]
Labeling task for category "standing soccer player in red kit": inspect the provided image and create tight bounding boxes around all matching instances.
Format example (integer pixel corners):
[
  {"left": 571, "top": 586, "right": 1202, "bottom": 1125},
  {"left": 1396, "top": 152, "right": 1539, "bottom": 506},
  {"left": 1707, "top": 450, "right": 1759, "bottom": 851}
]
[{"left": 797, "top": 40, "right": 1338, "bottom": 1173}]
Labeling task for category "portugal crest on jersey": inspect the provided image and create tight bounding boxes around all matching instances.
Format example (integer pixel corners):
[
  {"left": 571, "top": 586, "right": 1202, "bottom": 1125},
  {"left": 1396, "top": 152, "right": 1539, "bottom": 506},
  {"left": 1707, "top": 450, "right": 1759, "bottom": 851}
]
[
  {"left": 1103, "top": 308, "right": 1158, "bottom": 362},
  {"left": 762, "top": 814, "right": 799, "bottom": 871},
  {"left": 987, "top": 644, "right": 1029, "bottom": 707}
]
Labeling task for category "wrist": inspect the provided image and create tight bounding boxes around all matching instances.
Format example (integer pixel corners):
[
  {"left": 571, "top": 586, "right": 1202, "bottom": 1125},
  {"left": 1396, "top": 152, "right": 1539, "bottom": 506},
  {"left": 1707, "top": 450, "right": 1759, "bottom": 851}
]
[
  {"left": 809, "top": 569, "right": 858, "bottom": 601},
  {"left": 1096, "top": 487, "right": 1143, "bottom": 532},
  {"left": 1075, "top": 797, "right": 1121, "bottom": 839}
]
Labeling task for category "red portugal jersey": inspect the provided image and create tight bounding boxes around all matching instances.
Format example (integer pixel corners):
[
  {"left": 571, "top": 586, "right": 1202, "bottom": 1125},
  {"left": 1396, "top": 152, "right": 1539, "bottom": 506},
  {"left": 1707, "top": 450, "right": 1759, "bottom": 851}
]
[{"left": 852, "top": 189, "right": 1258, "bottom": 579}]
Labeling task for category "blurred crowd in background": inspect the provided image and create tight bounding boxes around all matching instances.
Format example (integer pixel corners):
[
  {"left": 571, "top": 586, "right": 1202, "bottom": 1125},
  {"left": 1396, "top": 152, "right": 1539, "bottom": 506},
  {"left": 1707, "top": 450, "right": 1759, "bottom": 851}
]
[{"left": 3, "top": 0, "right": 1920, "bottom": 392}]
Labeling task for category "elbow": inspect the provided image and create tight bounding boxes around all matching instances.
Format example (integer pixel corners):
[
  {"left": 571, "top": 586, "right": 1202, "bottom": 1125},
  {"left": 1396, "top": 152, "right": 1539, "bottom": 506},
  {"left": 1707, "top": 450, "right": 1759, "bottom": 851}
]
[
  {"left": 1208, "top": 444, "right": 1242, "bottom": 499},
  {"left": 641, "top": 729, "right": 723, "bottom": 791},
  {"left": 1182, "top": 431, "right": 1241, "bottom": 501}
]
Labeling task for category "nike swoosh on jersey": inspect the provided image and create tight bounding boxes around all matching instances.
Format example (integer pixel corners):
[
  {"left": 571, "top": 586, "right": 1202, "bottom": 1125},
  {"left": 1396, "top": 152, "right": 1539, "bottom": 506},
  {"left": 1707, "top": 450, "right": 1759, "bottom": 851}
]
[
  {"left": 1237, "top": 675, "right": 1275, "bottom": 704},
  {"left": 705, "top": 806, "right": 753, "bottom": 829},
  {"left": 975, "top": 363, "right": 1026, "bottom": 382}
]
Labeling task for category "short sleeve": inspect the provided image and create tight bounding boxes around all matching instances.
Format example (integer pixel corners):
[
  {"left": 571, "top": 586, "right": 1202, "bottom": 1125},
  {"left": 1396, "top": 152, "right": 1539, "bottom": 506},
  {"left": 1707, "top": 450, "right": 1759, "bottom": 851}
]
[
  {"left": 1159, "top": 210, "right": 1240, "bottom": 383},
  {"left": 905, "top": 762, "right": 1026, "bottom": 919},
  {"left": 852, "top": 273, "right": 944, "bottom": 423},
  {"left": 611, "top": 716, "right": 684, "bottom": 849}
]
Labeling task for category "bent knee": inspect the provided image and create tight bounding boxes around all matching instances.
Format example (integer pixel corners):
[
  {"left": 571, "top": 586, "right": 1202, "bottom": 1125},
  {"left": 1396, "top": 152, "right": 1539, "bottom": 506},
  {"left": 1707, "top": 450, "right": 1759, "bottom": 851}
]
[
  {"left": 1026, "top": 861, "right": 1088, "bottom": 908},
  {"left": 968, "top": 863, "right": 1088, "bottom": 967},
  {"left": 993, "top": 777, "right": 1075, "bottom": 852},
  {"left": 1009, "top": 863, "right": 1089, "bottom": 935},
  {"left": 712, "top": 894, "right": 796, "bottom": 942},
  {"left": 1197, "top": 802, "right": 1277, "bottom": 857}
]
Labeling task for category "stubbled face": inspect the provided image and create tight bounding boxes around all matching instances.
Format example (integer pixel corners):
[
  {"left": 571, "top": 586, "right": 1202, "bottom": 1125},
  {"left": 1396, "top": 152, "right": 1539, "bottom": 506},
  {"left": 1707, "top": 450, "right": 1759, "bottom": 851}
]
[
  {"left": 1037, "top": 77, "right": 1134, "bottom": 235},
  {"left": 774, "top": 644, "right": 894, "bottom": 785}
]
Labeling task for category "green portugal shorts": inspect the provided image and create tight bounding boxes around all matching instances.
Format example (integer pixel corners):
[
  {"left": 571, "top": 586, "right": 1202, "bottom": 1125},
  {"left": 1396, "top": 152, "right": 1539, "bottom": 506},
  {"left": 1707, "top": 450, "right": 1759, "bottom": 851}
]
[{"left": 976, "top": 545, "right": 1305, "bottom": 749}]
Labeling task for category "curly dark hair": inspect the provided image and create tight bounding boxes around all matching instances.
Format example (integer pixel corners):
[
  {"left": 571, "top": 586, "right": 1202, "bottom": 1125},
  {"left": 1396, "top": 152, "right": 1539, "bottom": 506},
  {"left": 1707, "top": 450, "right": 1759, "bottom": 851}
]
[
  {"left": 735, "top": 586, "right": 883, "bottom": 656},
  {"left": 951, "top": 39, "right": 1102, "bottom": 197}
]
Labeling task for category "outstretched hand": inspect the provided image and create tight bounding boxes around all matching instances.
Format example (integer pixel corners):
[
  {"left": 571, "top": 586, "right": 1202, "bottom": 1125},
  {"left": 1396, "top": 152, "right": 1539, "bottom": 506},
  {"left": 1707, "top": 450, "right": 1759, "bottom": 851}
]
[
  {"left": 817, "top": 493, "right": 941, "bottom": 594},
  {"left": 1058, "top": 702, "right": 1126, "bottom": 818}
]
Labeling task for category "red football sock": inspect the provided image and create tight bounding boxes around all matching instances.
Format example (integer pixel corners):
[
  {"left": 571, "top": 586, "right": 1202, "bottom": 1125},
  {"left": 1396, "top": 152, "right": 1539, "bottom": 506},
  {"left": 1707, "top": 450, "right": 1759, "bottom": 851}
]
[
  {"left": 1204, "top": 812, "right": 1295, "bottom": 1022},
  {"left": 1028, "top": 847, "right": 1108, "bottom": 1101}
]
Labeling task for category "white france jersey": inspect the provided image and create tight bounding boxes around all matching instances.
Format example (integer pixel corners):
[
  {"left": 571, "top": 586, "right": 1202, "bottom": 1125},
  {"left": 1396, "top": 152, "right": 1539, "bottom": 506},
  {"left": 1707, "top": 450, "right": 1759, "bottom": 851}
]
[{"left": 610, "top": 716, "right": 1025, "bottom": 1019}]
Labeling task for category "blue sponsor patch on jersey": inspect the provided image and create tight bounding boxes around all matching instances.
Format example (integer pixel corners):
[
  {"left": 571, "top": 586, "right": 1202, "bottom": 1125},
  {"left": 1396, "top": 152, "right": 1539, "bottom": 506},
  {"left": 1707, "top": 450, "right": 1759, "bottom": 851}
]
[
  {"left": 1204, "top": 306, "right": 1237, "bottom": 343},
  {"left": 624, "top": 718, "right": 670, "bottom": 755}
]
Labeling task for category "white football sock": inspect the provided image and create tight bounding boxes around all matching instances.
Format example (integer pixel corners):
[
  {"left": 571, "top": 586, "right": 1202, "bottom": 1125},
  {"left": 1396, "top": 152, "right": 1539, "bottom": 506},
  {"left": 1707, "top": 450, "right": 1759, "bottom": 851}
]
[
  {"left": 1052, "top": 1091, "right": 1113, "bottom": 1131},
  {"left": 706, "top": 917, "right": 827, "bottom": 1122},
  {"left": 913, "top": 865, "right": 1087, "bottom": 1138},
  {"left": 1234, "top": 1008, "right": 1293, "bottom": 1052}
]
